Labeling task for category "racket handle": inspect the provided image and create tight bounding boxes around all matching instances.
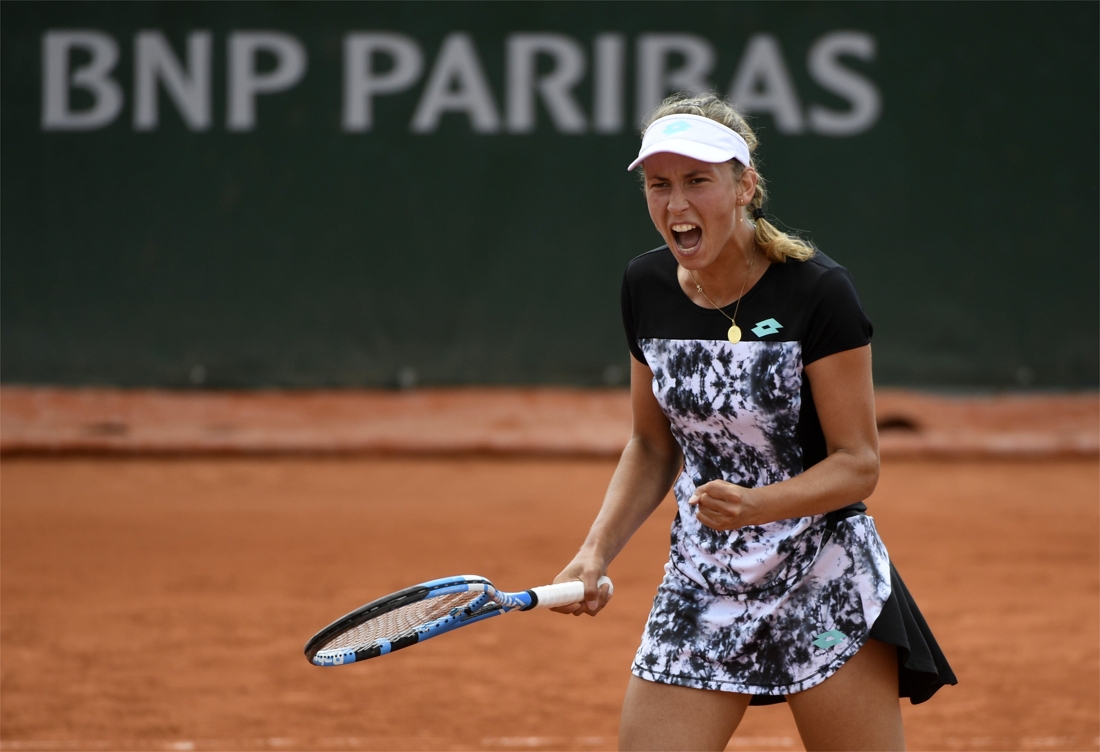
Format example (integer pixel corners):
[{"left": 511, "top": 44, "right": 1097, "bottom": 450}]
[{"left": 527, "top": 576, "right": 613, "bottom": 610}]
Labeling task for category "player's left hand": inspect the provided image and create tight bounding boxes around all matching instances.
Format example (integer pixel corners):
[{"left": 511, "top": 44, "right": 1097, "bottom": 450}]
[{"left": 689, "top": 480, "right": 761, "bottom": 530}]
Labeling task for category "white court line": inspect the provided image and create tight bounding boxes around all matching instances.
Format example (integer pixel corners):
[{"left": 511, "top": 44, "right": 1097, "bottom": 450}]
[
  {"left": 3, "top": 738, "right": 1097, "bottom": 751},
  {"left": 477, "top": 736, "right": 796, "bottom": 749},
  {"left": 481, "top": 739, "right": 607, "bottom": 748},
  {"left": 1022, "top": 739, "right": 1100, "bottom": 750},
  {"left": 725, "top": 738, "right": 796, "bottom": 749},
  {"left": 1, "top": 741, "right": 450, "bottom": 751},
  {"left": 931, "top": 738, "right": 1100, "bottom": 751}
]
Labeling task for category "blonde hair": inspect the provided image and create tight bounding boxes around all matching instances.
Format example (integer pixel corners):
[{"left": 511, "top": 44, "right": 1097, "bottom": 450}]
[{"left": 642, "top": 92, "right": 815, "bottom": 263}]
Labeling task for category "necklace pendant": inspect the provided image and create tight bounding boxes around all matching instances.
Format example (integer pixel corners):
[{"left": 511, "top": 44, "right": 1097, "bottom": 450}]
[{"left": 728, "top": 325, "right": 742, "bottom": 344}]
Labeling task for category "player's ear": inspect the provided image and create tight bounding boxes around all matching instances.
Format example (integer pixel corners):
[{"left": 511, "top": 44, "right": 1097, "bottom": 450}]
[{"left": 737, "top": 166, "right": 758, "bottom": 206}]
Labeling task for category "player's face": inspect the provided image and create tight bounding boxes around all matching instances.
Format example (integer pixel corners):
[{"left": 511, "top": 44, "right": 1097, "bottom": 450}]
[{"left": 642, "top": 152, "right": 748, "bottom": 269}]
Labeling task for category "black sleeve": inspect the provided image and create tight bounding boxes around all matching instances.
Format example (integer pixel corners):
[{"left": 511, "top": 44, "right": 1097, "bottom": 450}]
[
  {"left": 621, "top": 267, "right": 648, "bottom": 365},
  {"left": 801, "top": 267, "right": 873, "bottom": 366}
]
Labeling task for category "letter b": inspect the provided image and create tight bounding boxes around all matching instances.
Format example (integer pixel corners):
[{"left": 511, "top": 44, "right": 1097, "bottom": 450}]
[{"left": 42, "top": 30, "right": 124, "bottom": 130}]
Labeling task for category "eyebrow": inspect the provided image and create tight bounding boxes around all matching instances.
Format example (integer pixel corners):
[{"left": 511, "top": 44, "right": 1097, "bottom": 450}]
[{"left": 647, "top": 169, "right": 710, "bottom": 181}]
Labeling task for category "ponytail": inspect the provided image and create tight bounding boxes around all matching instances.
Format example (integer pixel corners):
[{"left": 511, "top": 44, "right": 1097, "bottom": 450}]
[{"left": 750, "top": 209, "right": 815, "bottom": 263}]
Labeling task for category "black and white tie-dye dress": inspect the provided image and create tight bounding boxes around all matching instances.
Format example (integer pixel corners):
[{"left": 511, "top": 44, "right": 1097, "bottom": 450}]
[{"left": 622, "top": 246, "right": 956, "bottom": 705}]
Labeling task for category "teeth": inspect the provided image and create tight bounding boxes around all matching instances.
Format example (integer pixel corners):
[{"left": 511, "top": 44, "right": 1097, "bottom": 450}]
[{"left": 671, "top": 224, "right": 697, "bottom": 232}]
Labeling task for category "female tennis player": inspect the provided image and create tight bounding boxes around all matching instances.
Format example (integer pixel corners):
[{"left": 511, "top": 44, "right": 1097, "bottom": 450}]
[{"left": 552, "top": 93, "right": 956, "bottom": 751}]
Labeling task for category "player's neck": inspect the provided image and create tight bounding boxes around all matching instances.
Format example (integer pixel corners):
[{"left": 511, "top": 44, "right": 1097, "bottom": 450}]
[{"left": 692, "top": 231, "right": 767, "bottom": 306}]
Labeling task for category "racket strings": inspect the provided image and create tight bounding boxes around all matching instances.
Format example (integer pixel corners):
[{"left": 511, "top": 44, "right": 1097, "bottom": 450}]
[{"left": 320, "top": 591, "right": 485, "bottom": 652}]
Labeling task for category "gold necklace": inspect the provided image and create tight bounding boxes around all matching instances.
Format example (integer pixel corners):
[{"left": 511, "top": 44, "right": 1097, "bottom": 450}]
[{"left": 689, "top": 245, "right": 757, "bottom": 344}]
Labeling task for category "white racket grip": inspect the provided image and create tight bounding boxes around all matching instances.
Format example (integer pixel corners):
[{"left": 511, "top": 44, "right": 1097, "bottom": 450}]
[{"left": 529, "top": 576, "right": 613, "bottom": 610}]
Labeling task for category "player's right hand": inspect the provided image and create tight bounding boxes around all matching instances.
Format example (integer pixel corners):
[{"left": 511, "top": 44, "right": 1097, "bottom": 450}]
[{"left": 550, "top": 556, "right": 613, "bottom": 616}]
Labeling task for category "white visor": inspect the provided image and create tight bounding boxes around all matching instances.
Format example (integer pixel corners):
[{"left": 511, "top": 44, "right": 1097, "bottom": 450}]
[{"left": 627, "top": 113, "right": 751, "bottom": 171}]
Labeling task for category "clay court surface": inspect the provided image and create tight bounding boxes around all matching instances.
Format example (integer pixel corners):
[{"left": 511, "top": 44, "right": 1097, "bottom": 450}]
[{"left": 2, "top": 455, "right": 1097, "bottom": 751}]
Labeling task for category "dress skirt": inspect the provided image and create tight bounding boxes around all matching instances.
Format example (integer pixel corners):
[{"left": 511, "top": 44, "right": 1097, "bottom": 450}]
[{"left": 630, "top": 510, "right": 957, "bottom": 704}]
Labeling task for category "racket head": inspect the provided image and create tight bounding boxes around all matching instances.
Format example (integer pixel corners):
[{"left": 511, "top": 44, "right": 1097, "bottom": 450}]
[{"left": 304, "top": 575, "right": 511, "bottom": 666}]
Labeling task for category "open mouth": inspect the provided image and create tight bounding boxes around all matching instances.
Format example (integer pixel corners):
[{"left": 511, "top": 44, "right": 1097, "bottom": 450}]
[{"left": 671, "top": 223, "right": 702, "bottom": 252}]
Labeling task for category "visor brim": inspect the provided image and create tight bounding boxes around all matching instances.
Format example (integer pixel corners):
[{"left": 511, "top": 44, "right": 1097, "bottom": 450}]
[{"left": 627, "top": 140, "right": 742, "bottom": 171}]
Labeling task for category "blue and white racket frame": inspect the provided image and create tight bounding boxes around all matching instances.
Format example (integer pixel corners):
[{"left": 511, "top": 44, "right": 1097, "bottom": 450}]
[{"left": 305, "top": 574, "right": 612, "bottom": 667}]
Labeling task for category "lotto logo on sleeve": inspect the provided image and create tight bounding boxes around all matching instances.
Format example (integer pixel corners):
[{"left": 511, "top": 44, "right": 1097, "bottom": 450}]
[{"left": 751, "top": 318, "right": 783, "bottom": 337}]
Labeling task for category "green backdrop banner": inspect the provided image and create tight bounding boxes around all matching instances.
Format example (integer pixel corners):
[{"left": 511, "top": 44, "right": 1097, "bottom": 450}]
[{"left": 2, "top": 2, "right": 1097, "bottom": 389}]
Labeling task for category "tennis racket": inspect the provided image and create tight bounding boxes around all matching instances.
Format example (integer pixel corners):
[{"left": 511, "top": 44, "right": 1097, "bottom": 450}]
[{"left": 304, "top": 574, "right": 613, "bottom": 667}]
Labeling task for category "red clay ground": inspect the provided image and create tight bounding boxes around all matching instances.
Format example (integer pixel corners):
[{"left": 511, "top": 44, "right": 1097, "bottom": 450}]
[{"left": 2, "top": 457, "right": 1097, "bottom": 751}]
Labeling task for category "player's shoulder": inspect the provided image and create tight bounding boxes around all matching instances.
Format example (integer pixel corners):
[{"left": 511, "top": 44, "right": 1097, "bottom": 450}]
[
  {"left": 782, "top": 248, "right": 846, "bottom": 279},
  {"left": 773, "top": 248, "right": 859, "bottom": 298},
  {"left": 623, "top": 245, "right": 679, "bottom": 298}
]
